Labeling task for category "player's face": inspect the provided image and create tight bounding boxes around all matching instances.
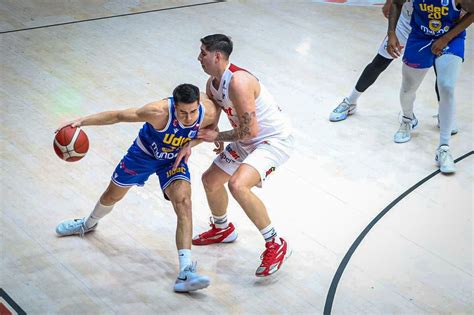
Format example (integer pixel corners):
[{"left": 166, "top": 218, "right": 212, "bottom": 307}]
[
  {"left": 175, "top": 101, "right": 200, "bottom": 126},
  {"left": 198, "top": 45, "right": 216, "bottom": 75}
]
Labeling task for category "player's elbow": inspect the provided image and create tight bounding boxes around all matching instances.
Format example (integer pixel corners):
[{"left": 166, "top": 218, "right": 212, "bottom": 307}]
[{"left": 239, "top": 127, "right": 258, "bottom": 140}]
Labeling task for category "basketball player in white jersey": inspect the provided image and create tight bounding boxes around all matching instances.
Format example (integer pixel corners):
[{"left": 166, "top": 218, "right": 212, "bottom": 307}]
[
  {"left": 177, "top": 34, "right": 293, "bottom": 277},
  {"left": 55, "top": 84, "right": 219, "bottom": 292},
  {"left": 329, "top": 0, "right": 458, "bottom": 135}
]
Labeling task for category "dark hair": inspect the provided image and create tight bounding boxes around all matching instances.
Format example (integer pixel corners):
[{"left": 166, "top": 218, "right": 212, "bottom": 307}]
[
  {"left": 173, "top": 84, "right": 200, "bottom": 104},
  {"left": 200, "top": 34, "right": 233, "bottom": 58}
]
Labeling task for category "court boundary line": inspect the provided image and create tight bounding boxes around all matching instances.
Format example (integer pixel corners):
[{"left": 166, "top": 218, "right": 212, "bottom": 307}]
[
  {"left": 1, "top": 288, "right": 27, "bottom": 315},
  {"left": 324, "top": 150, "right": 474, "bottom": 315},
  {"left": 0, "top": 1, "right": 224, "bottom": 35}
]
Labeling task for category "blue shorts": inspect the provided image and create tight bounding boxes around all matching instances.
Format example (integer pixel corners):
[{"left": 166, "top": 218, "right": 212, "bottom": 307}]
[
  {"left": 403, "top": 33, "right": 465, "bottom": 69},
  {"left": 111, "top": 142, "right": 190, "bottom": 200}
]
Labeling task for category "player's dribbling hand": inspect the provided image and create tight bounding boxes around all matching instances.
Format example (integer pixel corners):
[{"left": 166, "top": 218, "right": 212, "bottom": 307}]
[
  {"left": 172, "top": 142, "right": 192, "bottom": 170},
  {"left": 213, "top": 141, "right": 224, "bottom": 154},
  {"left": 387, "top": 33, "right": 402, "bottom": 58},
  {"left": 55, "top": 118, "right": 82, "bottom": 133},
  {"left": 197, "top": 129, "right": 218, "bottom": 142}
]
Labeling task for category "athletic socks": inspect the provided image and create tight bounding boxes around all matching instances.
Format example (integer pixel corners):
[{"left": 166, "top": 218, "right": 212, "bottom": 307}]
[{"left": 85, "top": 201, "right": 114, "bottom": 229}]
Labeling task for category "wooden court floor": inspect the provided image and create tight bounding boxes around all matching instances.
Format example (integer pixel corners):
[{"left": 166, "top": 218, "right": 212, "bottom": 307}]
[{"left": 1, "top": 1, "right": 473, "bottom": 314}]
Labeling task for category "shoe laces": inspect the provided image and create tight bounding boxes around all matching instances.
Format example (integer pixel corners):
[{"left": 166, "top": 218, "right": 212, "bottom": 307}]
[
  {"left": 438, "top": 146, "right": 452, "bottom": 164},
  {"left": 70, "top": 218, "right": 86, "bottom": 237},
  {"left": 334, "top": 99, "right": 351, "bottom": 113},
  {"left": 184, "top": 261, "right": 197, "bottom": 274},
  {"left": 260, "top": 240, "right": 279, "bottom": 266}
]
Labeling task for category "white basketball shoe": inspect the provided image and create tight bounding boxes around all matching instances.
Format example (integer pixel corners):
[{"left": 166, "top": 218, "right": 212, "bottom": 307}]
[
  {"left": 56, "top": 218, "right": 98, "bottom": 237},
  {"left": 435, "top": 145, "right": 455, "bottom": 174},
  {"left": 174, "top": 262, "right": 210, "bottom": 293},
  {"left": 394, "top": 115, "right": 418, "bottom": 143}
]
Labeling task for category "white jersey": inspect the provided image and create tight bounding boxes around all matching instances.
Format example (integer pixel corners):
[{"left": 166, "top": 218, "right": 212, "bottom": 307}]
[
  {"left": 209, "top": 63, "right": 291, "bottom": 147},
  {"left": 379, "top": 0, "right": 414, "bottom": 59},
  {"left": 398, "top": 0, "right": 414, "bottom": 38}
]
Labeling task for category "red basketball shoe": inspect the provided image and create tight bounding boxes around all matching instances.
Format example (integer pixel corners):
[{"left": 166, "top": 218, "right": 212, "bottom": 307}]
[
  {"left": 255, "top": 237, "right": 291, "bottom": 277},
  {"left": 192, "top": 221, "right": 238, "bottom": 245}
]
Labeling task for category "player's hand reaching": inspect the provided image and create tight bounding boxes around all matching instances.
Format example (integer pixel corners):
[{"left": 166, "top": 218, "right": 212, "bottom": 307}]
[
  {"left": 172, "top": 142, "right": 192, "bottom": 170},
  {"left": 56, "top": 118, "right": 82, "bottom": 133},
  {"left": 387, "top": 33, "right": 402, "bottom": 58},
  {"left": 213, "top": 141, "right": 224, "bottom": 154},
  {"left": 197, "top": 128, "right": 218, "bottom": 142},
  {"left": 431, "top": 36, "right": 450, "bottom": 56}
]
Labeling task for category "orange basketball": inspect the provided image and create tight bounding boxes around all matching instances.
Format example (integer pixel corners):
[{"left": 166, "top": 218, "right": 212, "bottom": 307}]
[{"left": 53, "top": 126, "right": 89, "bottom": 162}]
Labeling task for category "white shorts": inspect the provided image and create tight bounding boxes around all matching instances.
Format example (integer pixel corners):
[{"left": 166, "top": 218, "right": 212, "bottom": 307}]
[
  {"left": 213, "top": 136, "right": 294, "bottom": 187},
  {"left": 378, "top": 20, "right": 411, "bottom": 59}
]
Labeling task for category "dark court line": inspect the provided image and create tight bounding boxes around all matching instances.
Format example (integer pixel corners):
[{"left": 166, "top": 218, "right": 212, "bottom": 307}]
[
  {"left": 0, "top": 1, "right": 224, "bottom": 35},
  {"left": 1, "top": 288, "right": 27, "bottom": 315},
  {"left": 323, "top": 150, "right": 474, "bottom": 315}
]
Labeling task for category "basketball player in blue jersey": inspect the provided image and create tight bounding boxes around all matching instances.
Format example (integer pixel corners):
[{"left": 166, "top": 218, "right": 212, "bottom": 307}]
[
  {"left": 54, "top": 84, "right": 220, "bottom": 292},
  {"left": 387, "top": 0, "right": 473, "bottom": 173},
  {"left": 329, "top": 0, "right": 458, "bottom": 135}
]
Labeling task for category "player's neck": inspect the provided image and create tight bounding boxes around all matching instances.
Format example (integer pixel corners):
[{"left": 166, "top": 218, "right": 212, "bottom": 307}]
[{"left": 214, "top": 61, "right": 230, "bottom": 83}]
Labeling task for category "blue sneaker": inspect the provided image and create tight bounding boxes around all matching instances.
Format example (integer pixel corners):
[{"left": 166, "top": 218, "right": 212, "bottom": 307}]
[
  {"left": 174, "top": 262, "right": 210, "bottom": 293},
  {"left": 56, "top": 218, "right": 97, "bottom": 237},
  {"left": 394, "top": 115, "right": 418, "bottom": 143},
  {"left": 329, "top": 98, "right": 357, "bottom": 122}
]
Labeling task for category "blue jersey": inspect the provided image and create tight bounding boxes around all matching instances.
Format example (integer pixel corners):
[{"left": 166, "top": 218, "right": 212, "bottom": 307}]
[
  {"left": 110, "top": 97, "right": 205, "bottom": 197},
  {"left": 411, "top": 0, "right": 465, "bottom": 38},
  {"left": 136, "top": 97, "right": 204, "bottom": 161}
]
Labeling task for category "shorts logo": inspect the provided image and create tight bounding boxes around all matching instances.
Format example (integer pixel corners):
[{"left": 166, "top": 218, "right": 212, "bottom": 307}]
[
  {"left": 226, "top": 146, "right": 240, "bottom": 160},
  {"left": 265, "top": 167, "right": 275, "bottom": 179},
  {"left": 219, "top": 152, "right": 234, "bottom": 164},
  {"left": 166, "top": 167, "right": 186, "bottom": 178}
]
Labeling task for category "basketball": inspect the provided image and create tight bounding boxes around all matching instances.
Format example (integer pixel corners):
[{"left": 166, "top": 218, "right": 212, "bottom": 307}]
[{"left": 53, "top": 126, "right": 89, "bottom": 162}]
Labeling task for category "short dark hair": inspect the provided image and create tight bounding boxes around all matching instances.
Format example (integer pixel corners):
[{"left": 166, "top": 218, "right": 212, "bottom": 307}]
[
  {"left": 173, "top": 84, "right": 200, "bottom": 104},
  {"left": 200, "top": 34, "right": 233, "bottom": 58}
]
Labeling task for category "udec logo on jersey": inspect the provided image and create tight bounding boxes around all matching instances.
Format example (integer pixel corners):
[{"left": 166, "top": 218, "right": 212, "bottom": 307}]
[
  {"left": 163, "top": 133, "right": 191, "bottom": 147},
  {"left": 419, "top": 3, "right": 449, "bottom": 19}
]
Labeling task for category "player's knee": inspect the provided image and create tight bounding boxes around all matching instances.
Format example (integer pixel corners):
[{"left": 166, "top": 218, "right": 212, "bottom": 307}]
[
  {"left": 202, "top": 171, "right": 218, "bottom": 191},
  {"left": 437, "top": 80, "right": 456, "bottom": 98},
  {"left": 228, "top": 178, "right": 248, "bottom": 198},
  {"left": 172, "top": 194, "right": 192, "bottom": 218}
]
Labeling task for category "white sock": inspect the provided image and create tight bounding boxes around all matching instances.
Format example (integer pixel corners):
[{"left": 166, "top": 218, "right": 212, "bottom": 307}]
[
  {"left": 346, "top": 89, "right": 362, "bottom": 104},
  {"left": 213, "top": 213, "right": 228, "bottom": 229},
  {"left": 260, "top": 224, "right": 278, "bottom": 242},
  {"left": 85, "top": 201, "right": 114, "bottom": 229},
  {"left": 178, "top": 249, "right": 192, "bottom": 271}
]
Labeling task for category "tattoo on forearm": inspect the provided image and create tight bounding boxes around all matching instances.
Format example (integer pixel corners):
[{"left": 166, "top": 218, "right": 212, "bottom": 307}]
[
  {"left": 388, "top": 0, "right": 404, "bottom": 33},
  {"left": 238, "top": 111, "right": 256, "bottom": 139},
  {"left": 216, "top": 129, "right": 239, "bottom": 142},
  {"left": 215, "top": 111, "right": 256, "bottom": 142}
]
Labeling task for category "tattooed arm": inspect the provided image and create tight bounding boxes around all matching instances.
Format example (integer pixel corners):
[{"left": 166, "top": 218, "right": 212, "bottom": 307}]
[
  {"left": 199, "top": 71, "right": 259, "bottom": 143},
  {"left": 387, "top": 0, "right": 406, "bottom": 58},
  {"left": 219, "top": 71, "right": 259, "bottom": 141}
]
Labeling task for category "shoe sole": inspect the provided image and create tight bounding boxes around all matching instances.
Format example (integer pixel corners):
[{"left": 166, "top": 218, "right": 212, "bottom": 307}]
[{"left": 174, "top": 278, "right": 210, "bottom": 293}]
